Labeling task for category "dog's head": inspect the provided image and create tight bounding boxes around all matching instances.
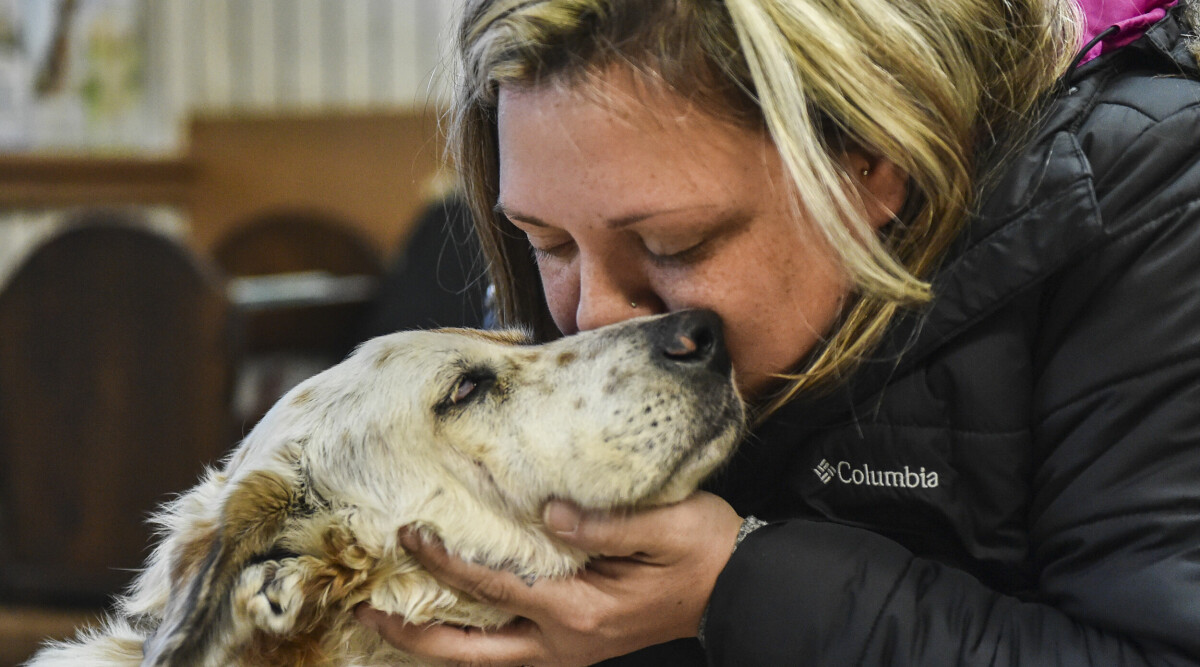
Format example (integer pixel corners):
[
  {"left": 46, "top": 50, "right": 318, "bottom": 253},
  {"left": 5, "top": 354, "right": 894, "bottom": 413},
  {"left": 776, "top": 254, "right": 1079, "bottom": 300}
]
[{"left": 132, "top": 310, "right": 743, "bottom": 666}]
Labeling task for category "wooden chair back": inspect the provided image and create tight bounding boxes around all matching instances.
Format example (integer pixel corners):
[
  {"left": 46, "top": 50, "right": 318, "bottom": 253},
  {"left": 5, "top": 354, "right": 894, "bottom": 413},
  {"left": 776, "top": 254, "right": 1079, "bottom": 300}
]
[
  {"left": 0, "top": 211, "right": 236, "bottom": 604},
  {"left": 212, "top": 210, "right": 384, "bottom": 356}
]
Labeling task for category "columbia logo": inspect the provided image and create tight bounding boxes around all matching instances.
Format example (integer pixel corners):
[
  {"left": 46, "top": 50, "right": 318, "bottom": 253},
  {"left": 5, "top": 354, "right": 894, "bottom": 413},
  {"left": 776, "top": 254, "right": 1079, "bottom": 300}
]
[
  {"left": 813, "top": 459, "right": 940, "bottom": 489},
  {"left": 813, "top": 459, "right": 836, "bottom": 484}
]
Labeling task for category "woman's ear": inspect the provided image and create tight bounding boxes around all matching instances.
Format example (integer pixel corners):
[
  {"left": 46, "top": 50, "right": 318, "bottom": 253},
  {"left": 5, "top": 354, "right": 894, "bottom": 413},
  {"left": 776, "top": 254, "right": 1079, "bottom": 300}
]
[{"left": 842, "top": 151, "right": 909, "bottom": 229}]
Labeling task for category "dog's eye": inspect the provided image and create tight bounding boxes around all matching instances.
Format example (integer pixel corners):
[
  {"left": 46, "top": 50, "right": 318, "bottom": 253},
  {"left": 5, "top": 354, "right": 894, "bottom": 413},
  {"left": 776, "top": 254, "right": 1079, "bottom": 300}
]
[
  {"left": 451, "top": 377, "right": 478, "bottom": 404},
  {"left": 438, "top": 371, "right": 494, "bottom": 413}
]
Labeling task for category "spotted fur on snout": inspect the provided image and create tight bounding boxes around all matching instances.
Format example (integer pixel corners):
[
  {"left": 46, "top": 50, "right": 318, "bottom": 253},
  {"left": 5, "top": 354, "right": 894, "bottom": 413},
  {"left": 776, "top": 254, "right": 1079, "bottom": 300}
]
[{"left": 28, "top": 314, "right": 744, "bottom": 667}]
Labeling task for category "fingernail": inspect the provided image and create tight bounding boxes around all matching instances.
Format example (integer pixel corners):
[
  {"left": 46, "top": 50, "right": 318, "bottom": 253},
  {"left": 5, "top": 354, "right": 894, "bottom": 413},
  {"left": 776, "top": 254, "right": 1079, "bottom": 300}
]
[
  {"left": 398, "top": 526, "right": 424, "bottom": 552},
  {"left": 543, "top": 501, "right": 581, "bottom": 535},
  {"left": 355, "top": 605, "right": 381, "bottom": 632}
]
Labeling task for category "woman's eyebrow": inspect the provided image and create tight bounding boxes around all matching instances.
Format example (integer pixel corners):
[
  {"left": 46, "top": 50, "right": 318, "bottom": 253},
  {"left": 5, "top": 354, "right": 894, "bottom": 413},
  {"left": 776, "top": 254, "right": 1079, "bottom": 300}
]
[
  {"left": 606, "top": 205, "right": 720, "bottom": 229},
  {"left": 494, "top": 203, "right": 548, "bottom": 227},
  {"left": 495, "top": 202, "right": 720, "bottom": 229}
]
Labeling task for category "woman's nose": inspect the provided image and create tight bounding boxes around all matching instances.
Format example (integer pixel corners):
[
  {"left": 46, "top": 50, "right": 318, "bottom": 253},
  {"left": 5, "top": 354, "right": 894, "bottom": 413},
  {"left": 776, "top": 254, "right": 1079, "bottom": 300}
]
[{"left": 574, "top": 256, "right": 657, "bottom": 332}]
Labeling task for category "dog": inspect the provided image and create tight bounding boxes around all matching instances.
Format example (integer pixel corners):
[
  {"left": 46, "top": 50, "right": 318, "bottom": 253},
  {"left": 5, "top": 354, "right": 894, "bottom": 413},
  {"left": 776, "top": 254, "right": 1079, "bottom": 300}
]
[{"left": 28, "top": 309, "right": 744, "bottom": 666}]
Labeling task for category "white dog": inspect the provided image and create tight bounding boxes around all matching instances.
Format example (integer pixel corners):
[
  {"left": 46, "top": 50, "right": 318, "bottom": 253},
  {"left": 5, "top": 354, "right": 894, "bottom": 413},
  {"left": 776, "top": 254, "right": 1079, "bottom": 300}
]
[{"left": 28, "top": 310, "right": 744, "bottom": 667}]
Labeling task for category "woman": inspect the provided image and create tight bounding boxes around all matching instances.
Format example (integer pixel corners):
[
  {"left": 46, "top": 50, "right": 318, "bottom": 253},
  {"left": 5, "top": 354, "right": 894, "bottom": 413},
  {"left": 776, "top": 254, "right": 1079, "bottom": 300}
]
[{"left": 358, "top": 0, "right": 1200, "bottom": 664}]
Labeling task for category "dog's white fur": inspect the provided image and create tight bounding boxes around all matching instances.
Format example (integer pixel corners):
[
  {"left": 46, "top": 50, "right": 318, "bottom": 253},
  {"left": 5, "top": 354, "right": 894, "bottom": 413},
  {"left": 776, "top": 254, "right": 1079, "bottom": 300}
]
[{"left": 27, "top": 313, "right": 743, "bottom": 666}]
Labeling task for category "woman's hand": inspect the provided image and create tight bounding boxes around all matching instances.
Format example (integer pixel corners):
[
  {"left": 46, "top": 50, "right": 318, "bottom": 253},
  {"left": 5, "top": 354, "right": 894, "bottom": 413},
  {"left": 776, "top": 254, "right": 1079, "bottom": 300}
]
[{"left": 355, "top": 491, "right": 742, "bottom": 667}]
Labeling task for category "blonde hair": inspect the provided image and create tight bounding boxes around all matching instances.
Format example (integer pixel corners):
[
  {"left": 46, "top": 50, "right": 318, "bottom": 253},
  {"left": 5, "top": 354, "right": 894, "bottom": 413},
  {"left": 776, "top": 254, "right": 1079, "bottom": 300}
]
[
  {"left": 450, "top": 0, "right": 1080, "bottom": 414},
  {"left": 1187, "top": 0, "right": 1200, "bottom": 62}
]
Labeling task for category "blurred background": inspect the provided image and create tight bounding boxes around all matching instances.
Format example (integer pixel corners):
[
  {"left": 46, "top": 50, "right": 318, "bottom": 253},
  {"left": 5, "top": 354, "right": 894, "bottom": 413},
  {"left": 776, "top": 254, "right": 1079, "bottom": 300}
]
[{"left": 0, "top": 1, "right": 489, "bottom": 663}]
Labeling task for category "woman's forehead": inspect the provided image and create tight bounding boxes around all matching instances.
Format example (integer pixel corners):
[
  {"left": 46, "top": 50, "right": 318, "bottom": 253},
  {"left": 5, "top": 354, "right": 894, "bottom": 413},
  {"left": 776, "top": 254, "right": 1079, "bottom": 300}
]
[
  {"left": 494, "top": 78, "right": 788, "bottom": 186},
  {"left": 496, "top": 67, "right": 738, "bottom": 133}
]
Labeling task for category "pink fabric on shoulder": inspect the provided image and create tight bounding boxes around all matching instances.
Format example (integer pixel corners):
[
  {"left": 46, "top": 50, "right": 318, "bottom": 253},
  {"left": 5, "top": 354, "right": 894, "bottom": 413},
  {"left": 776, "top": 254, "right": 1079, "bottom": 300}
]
[{"left": 1076, "top": 0, "right": 1179, "bottom": 65}]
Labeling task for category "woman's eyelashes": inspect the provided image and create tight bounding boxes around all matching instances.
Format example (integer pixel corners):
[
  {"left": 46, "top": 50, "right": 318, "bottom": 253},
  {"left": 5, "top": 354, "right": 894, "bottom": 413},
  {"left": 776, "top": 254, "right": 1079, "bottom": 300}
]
[
  {"left": 529, "top": 238, "right": 576, "bottom": 262},
  {"left": 644, "top": 237, "right": 710, "bottom": 266},
  {"left": 525, "top": 232, "right": 711, "bottom": 267}
]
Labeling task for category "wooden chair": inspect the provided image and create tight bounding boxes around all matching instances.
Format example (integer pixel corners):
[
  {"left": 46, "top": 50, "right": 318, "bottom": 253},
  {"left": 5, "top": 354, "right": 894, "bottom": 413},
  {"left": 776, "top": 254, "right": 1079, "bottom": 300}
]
[
  {"left": 212, "top": 210, "right": 384, "bottom": 430},
  {"left": 0, "top": 211, "right": 236, "bottom": 605},
  {"left": 212, "top": 209, "right": 385, "bottom": 355}
]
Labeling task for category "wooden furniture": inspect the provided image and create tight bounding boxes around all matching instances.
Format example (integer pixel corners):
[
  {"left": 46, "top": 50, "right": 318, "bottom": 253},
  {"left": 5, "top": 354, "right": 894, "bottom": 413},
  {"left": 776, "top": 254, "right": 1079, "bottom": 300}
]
[
  {"left": 214, "top": 210, "right": 386, "bottom": 278},
  {"left": 0, "top": 111, "right": 445, "bottom": 256},
  {"left": 0, "top": 155, "right": 193, "bottom": 207},
  {"left": 212, "top": 211, "right": 388, "bottom": 430},
  {"left": 214, "top": 210, "right": 385, "bottom": 354},
  {"left": 188, "top": 112, "right": 444, "bottom": 255},
  {"left": 0, "top": 213, "right": 236, "bottom": 604}
]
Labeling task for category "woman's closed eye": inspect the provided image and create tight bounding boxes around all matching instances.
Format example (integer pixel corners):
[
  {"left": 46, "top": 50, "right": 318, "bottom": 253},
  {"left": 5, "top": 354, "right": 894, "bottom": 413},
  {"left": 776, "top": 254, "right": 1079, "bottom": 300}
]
[
  {"left": 529, "top": 237, "right": 577, "bottom": 262},
  {"left": 513, "top": 224, "right": 577, "bottom": 263},
  {"left": 644, "top": 239, "right": 709, "bottom": 266},
  {"left": 642, "top": 233, "right": 713, "bottom": 267}
]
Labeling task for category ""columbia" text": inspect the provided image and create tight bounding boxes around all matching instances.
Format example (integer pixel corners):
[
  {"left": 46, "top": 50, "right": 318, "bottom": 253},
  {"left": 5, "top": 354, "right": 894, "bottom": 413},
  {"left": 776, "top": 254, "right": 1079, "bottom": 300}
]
[{"left": 814, "top": 459, "right": 940, "bottom": 488}]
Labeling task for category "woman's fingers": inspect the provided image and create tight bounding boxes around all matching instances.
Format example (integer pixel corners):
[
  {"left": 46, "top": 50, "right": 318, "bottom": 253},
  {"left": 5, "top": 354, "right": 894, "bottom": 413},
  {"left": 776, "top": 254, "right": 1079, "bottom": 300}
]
[
  {"left": 356, "top": 606, "right": 544, "bottom": 667},
  {"left": 544, "top": 492, "right": 739, "bottom": 560},
  {"left": 399, "top": 528, "right": 563, "bottom": 618},
  {"left": 542, "top": 500, "right": 676, "bottom": 557},
  {"left": 363, "top": 494, "right": 745, "bottom": 664}
]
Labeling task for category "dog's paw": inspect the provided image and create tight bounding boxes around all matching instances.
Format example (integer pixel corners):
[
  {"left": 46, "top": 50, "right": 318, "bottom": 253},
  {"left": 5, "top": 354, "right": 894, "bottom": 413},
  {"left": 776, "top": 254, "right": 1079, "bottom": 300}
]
[{"left": 236, "top": 561, "right": 306, "bottom": 634}]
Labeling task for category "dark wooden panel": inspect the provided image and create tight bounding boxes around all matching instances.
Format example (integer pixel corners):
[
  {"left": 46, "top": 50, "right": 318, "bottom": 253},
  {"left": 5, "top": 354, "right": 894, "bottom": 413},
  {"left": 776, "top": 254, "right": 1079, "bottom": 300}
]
[
  {"left": 0, "top": 156, "right": 194, "bottom": 207},
  {"left": 188, "top": 111, "right": 446, "bottom": 255},
  {"left": 213, "top": 210, "right": 384, "bottom": 356},
  {"left": 0, "top": 211, "right": 236, "bottom": 604}
]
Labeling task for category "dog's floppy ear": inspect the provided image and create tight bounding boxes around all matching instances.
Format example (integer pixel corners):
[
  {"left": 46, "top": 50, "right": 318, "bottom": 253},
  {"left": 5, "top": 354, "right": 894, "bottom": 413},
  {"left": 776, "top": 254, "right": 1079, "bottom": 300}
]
[{"left": 141, "top": 469, "right": 303, "bottom": 667}]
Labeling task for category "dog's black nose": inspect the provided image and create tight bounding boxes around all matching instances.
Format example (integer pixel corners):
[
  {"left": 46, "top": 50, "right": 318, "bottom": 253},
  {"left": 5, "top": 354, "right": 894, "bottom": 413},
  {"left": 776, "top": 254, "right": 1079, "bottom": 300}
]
[{"left": 653, "top": 309, "right": 730, "bottom": 375}]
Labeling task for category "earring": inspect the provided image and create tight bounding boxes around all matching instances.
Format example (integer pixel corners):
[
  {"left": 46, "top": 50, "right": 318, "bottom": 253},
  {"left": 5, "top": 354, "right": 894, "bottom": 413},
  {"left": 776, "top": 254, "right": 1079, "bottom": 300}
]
[
  {"left": 861, "top": 168, "right": 870, "bottom": 177},
  {"left": 630, "top": 301, "right": 638, "bottom": 309}
]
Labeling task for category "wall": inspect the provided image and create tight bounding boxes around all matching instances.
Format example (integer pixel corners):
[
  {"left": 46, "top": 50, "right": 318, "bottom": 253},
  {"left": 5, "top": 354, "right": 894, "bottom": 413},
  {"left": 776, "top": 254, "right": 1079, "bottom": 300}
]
[{"left": 2, "top": 0, "right": 460, "bottom": 154}]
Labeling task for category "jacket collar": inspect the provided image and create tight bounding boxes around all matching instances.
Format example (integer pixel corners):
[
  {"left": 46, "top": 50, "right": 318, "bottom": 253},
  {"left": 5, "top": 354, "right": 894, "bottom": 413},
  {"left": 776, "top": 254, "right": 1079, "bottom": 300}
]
[
  {"left": 1073, "top": 2, "right": 1200, "bottom": 80},
  {"left": 868, "top": 132, "right": 1102, "bottom": 385},
  {"left": 857, "top": 4, "right": 1197, "bottom": 397},
  {"left": 1145, "top": 3, "right": 1200, "bottom": 75},
  {"left": 784, "top": 99, "right": 1102, "bottom": 426}
]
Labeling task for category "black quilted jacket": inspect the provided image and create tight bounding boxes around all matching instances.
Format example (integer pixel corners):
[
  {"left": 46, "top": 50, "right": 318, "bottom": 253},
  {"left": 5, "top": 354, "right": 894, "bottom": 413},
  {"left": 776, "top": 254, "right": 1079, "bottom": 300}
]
[{"left": 610, "top": 5, "right": 1200, "bottom": 665}]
